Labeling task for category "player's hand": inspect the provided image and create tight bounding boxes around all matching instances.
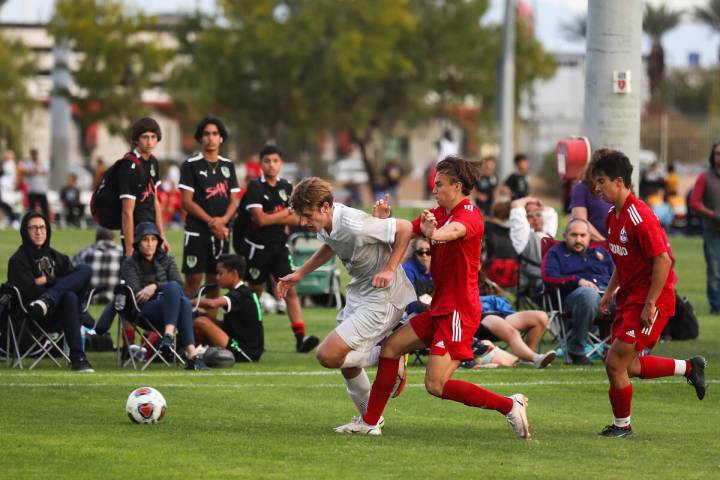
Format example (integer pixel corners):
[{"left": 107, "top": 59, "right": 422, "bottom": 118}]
[
  {"left": 34, "top": 275, "right": 47, "bottom": 286},
  {"left": 640, "top": 302, "right": 656, "bottom": 329},
  {"left": 125, "top": 246, "right": 134, "bottom": 257},
  {"left": 277, "top": 272, "right": 302, "bottom": 298},
  {"left": 135, "top": 284, "right": 158, "bottom": 304},
  {"left": 578, "top": 278, "right": 600, "bottom": 292},
  {"left": 371, "top": 269, "right": 394, "bottom": 289},
  {"left": 372, "top": 194, "right": 391, "bottom": 219},
  {"left": 420, "top": 210, "right": 437, "bottom": 238},
  {"left": 599, "top": 292, "right": 613, "bottom": 315},
  {"left": 161, "top": 238, "right": 171, "bottom": 253}
]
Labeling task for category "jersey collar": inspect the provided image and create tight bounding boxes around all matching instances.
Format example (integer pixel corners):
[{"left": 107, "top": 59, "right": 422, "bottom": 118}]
[
  {"left": 620, "top": 192, "right": 636, "bottom": 215},
  {"left": 234, "top": 281, "right": 245, "bottom": 289},
  {"left": 449, "top": 197, "right": 472, "bottom": 215}
]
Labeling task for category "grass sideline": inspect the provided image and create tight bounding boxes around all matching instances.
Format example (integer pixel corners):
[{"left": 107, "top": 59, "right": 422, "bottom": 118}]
[{"left": 0, "top": 228, "right": 717, "bottom": 479}]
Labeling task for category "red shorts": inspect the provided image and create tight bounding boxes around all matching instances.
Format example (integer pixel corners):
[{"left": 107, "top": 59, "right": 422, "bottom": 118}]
[
  {"left": 410, "top": 309, "right": 480, "bottom": 361},
  {"left": 611, "top": 300, "right": 674, "bottom": 351}
]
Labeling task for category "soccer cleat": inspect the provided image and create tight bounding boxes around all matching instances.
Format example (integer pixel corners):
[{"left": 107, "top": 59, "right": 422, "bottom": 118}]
[
  {"left": 505, "top": 394, "right": 531, "bottom": 439},
  {"left": 377, "top": 416, "right": 385, "bottom": 429},
  {"left": 391, "top": 354, "right": 409, "bottom": 398},
  {"left": 159, "top": 333, "right": 175, "bottom": 356},
  {"left": 71, "top": 357, "right": 95, "bottom": 373},
  {"left": 185, "top": 356, "right": 210, "bottom": 371},
  {"left": 686, "top": 356, "right": 707, "bottom": 400},
  {"left": 533, "top": 350, "right": 556, "bottom": 369},
  {"left": 334, "top": 416, "right": 382, "bottom": 435},
  {"left": 597, "top": 424, "right": 633, "bottom": 438},
  {"left": 296, "top": 335, "right": 320, "bottom": 353}
]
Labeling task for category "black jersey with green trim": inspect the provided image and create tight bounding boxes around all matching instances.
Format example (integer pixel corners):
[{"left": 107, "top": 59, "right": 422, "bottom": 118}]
[
  {"left": 222, "top": 282, "right": 264, "bottom": 357},
  {"left": 238, "top": 178, "right": 293, "bottom": 245},
  {"left": 117, "top": 150, "right": 161, "bottom": 225},
  {"left": 178, "top": 153, "right": 240, "bottom": 232}
]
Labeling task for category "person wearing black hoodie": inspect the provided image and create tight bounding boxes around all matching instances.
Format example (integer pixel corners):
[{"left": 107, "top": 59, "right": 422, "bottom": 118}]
[
  {"left": 120, "top": 222, "right": 208, "bottom": 370},
  {"left": 7, "top": 211, "right": 94, "bottom": 372}
]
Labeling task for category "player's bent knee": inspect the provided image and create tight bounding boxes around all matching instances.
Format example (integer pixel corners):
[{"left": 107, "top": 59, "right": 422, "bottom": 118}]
[
  {"left": 424, "top": 377, "right": 445, "bottom": 397},
  {"left": 315, "top": 348, "right": 343, "bottom": 369}
]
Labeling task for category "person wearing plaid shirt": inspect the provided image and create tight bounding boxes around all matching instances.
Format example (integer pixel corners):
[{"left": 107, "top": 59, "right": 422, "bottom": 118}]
[{"left": 74, "top": 228, "right": 123, "bottom": 304}]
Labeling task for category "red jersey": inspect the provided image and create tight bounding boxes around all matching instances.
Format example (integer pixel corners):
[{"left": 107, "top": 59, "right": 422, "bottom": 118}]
[
  {"left": 606, "top": 193, "right": 676, "bottom": 308},
  {"left": 412, "top": 198, "right": 484, "bottom": 318}
]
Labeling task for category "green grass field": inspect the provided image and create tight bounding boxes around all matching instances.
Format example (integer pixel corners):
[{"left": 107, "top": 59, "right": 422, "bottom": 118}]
[{"left": 0, "top": 228, "right": 717, "bottom": 479}]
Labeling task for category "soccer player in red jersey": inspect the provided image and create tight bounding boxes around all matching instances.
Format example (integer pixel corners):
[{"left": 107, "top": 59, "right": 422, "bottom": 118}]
[
  {"left": 593, "top": 150, "right": 707, "bottom": 438},
  {"left": 335, "top": 156, "right": 531, "bottom": 438}
]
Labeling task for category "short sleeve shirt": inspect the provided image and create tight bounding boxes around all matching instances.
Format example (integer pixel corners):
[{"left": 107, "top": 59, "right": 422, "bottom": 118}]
[
  {"left": 317, "top": 203, "right": 415, "bottom": 310},
  {"left": 239, "top": 178, "right": 293, "bottom": 245},
  {"left": 178, "top": 154, "right": 240, "bottom": 233},
  {"left": 570, "top": 182, "right": 612, "bottom": 237},
  {"left": 117, "top": 151, "right": 161, "bottom": 225},
  {"left": 222, "top": 282, "right": 264, "bottom": 353},
  {"left": 504, "top": 173, "right": 528, "bottom": 200},
  {"left": 606, "top": 193, "right": 677, "bottom": 307},
  {"left": 411, "top": 198, "right": 484, "bottom": 318}
]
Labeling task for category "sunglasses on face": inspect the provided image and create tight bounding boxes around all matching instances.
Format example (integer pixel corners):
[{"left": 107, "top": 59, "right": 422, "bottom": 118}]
[
  {"left": 415, "top": 249, "right": 431, "bottom": 257},
  {"left": 526, "top": 212, "right": 543, "bottom": 219}
]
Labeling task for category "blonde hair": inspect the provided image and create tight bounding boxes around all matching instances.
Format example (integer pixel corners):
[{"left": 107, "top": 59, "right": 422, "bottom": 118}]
[{"left": 290, "top": 177, "right": 334, "bottom": 215}]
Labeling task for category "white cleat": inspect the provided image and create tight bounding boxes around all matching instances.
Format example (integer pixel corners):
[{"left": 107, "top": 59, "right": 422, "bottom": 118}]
[
  {"left": 506, "top": 394, "right": 531, "bottom": 439},
  {"left": 334, "top": 416, "right": 382, "bottom": 435},
  {"left": 533, "top": 350, "right": 556, "bottom": 369}
]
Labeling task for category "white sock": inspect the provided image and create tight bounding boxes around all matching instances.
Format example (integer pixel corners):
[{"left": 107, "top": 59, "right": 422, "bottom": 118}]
[
  {"left": 674, "top": 359, "right": 687, "bottom": 376},
  {"left": 344, "top": 369, "right": 371, "bottom": 415},
  {"left": 341, "top": 346, "right": 381, "bottom": 368},
  {"left": 613, "top": 416, "right": 631, "bottom": 428}
]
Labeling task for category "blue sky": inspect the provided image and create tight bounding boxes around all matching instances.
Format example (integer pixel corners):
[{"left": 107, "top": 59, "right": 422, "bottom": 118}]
[{"left": 2, "top": 0, "right": 717, "bottom": 67}]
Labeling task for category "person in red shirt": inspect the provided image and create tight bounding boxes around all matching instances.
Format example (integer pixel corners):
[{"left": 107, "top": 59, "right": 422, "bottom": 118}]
[
  {"left": 335, "top": 156, "right": 531, "bottom": 438},
  {"left": 593, "top": 150, "right": 707, "bottom": 438}
]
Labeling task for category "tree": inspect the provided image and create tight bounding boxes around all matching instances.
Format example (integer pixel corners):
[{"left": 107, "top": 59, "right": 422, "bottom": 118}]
[
  {"left": 0, "top": 34, "right": 35, "bottom": 154},
  {"left": 643, "top": 2, "right": 682, "bottom": 103},
  {"left": 695, "top": 0, "right": 720, "bottom": 63},
  {"left": 48, "top": 0, "right": 169, "bottom": 161}
]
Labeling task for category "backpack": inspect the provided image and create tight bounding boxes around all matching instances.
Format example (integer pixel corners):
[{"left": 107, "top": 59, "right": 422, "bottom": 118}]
[
  {"left": 663, "top": 292, "right": 699, "bottom": 340},
  {"left": 90, "top": 153, "right": 141, "bottom": 229}
]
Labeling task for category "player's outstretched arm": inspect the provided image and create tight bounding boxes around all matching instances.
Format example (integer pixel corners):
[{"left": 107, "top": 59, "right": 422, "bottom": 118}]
[
  {"left": 372, "top": 219, "right": 413, "bottom": 288},
  {"left": 249, "top": 206, "right": 294, "bottom": 227},
  {"left": 277, "top": 244, "right": 336, "bottom": 297},
  {"left": 426, "top": 221, "right": 467, "bottom": 243}
]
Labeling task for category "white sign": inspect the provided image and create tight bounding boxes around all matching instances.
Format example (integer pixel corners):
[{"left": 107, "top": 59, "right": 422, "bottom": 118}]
[{"left": 613, "top": 70, "right": 631, "bottom": 94}]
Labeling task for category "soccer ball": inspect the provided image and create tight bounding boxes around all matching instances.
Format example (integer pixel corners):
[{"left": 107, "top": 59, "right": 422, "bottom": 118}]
[{"left": 126, "top": 387, "right": 167, "bottom": 424}]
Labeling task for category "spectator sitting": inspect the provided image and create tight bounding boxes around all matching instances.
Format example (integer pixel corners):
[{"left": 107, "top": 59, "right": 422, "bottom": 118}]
[
  {"left": 483, "top": 201, "right": 518, "bottom": 288},
  {"left": 509, "top": 196, "right": 558, "bottom": 302},
  {"left": 120, "top": 222, "right": 209, "bottom": 370},
  {"left": 541, "top": 218, "right": 614, "bottom": 365},
  {"left": 476, "top": 294, "right": 556, "bottom": 368},
  {"left": 60, "top": 173, "right": 85, "bottom": 227},
  {"left": 401, "top": 237, "right": 434, "bottom": 315},
  {"left": 7, "top": 211, "right": 94, "bottom": 372},
  {"left": 73, "top": 227, "right": 123, "bottom": 304},
  {"left": 192, "top": 254, "right": 264, "bottom": 362},
  {"left": 570, "top": 149, "right": 613, "bottom": 241}
]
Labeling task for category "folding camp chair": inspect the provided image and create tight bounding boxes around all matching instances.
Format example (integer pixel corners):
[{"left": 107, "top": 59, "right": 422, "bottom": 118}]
[
  {"left": 1, "top": 282, "right": 94, "bottom": 369},
  {"left": 113, "top": 283, "right": 185, "bottom": 370},
  {"left": 288, "top": 232, "right": 343, "bottom": 309}
]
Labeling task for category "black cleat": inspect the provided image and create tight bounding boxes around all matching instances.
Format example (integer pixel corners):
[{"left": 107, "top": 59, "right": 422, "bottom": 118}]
[
  {"left": 296, "top": 335, "right": 320, "bottom": 353},
  {"left": 29, "top": 293, "right": 55, "bottom": 319},
  {"left": 185, "top": 356, "right": 210, "bottom": 371},
  {"left": 686, "top": 356, "right": 707, "bottom": 400},
  {"left": 597, "top": 424, "right": 633, "bottom": 438},
  {"left": 71, "top": 357, "right": 95, "bottom": 373}
]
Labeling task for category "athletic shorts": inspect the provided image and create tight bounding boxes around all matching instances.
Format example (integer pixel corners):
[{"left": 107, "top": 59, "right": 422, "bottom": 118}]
[
  {"left": 410, "top": 309, "right": 480, "bottom": 361},
  {"left": 612, "top": 299, "right": 675, "bottom": 352},
  {"left": 240, "top": 239, "right": 293, "bottom": 285},
  {"left": 475, "top": 322, "right": 500, "bottom": 342},
  {"left": 335, "top": 302, "right": 404, "bottom": 352},
  {"left": 182, "top": 230, "right": 229, "bottom": 274}
]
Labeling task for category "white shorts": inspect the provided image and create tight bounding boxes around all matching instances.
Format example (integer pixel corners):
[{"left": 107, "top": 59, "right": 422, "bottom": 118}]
[{"left": 335, "top": 302, "right": 404, "bottom": 352}]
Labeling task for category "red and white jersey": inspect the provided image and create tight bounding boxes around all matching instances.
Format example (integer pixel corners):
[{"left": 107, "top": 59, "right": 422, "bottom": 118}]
[
  {"left": 412, "top": 198, "right": 484, "bottom": 318},
  {"left": 606, "top": 193, "right": 677, "bottom": 307}
]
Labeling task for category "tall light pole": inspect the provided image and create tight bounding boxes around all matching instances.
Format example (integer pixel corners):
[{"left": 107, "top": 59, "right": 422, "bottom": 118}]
[
  {"left": 584, "top": 0, "right": 643, "bottom": 189},
  {"left": 50, "top": 38, "right": 72, "bottom": 191},
  {"left": 498, "top": 0, "right": 516, "bottom": 181}
]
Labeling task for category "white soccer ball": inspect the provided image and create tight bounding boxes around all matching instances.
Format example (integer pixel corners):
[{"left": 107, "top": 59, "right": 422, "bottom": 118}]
[{"left": 126, "top": 387, "right": 167, "bottom": 424}]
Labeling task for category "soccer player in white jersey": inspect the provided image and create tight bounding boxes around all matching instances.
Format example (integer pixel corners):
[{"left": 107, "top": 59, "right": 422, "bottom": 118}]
[{"left": 277, "top": 177, "right": 415, "bottom": 424}]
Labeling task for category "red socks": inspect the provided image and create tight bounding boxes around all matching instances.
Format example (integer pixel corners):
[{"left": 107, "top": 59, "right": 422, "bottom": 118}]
[
  {"left": 639, "top": 356, "right": 691, "bottom": 379},
  {"left": 441, "top": 379, "right": 514, "bottom": 415},
  {"left": 291, "top": 321, "right": 305, "bottom": 337},
  {"left": 363, "top": 357, "right": 399, "bottom": 426},
  {"left": 608, "top": 384, "right": 633, "bottom": 420}
]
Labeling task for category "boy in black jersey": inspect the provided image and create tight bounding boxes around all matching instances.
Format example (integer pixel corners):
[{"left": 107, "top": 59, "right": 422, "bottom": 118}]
[
  {"left": 178, "top": 117, "right": 240, "bottom": 296},
  {"left": 193, "top": 255, "right": 264, "bottom": 362},
  {"left": 233, "top": 145, "right": 319, "bottom": 353},
  {"left": 118, "top": 117, "right": 169, "bottom": 256}
]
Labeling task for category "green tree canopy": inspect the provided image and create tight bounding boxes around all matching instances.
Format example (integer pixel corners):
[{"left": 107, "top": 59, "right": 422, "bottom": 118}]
[{"left": 0, "top": 34, "right": 35, "bottom": 154}]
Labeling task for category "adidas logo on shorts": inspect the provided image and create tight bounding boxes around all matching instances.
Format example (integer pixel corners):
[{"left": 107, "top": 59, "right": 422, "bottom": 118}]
[{"left": 435, "top": 340, "right": 445, "bottom": 348}]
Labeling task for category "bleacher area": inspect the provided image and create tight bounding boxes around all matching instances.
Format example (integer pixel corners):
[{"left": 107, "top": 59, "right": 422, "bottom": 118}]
[{"left": 0, "top": 229, "right": 717, "bottom": 478}]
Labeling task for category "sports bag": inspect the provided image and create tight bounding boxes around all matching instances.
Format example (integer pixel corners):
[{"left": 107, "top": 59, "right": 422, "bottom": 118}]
[
  {"left": 90, "top": 153, "right": 141, "bottom": 229},
  {"left": 663, "top": 292, "right": 699, "bottom": 340}
]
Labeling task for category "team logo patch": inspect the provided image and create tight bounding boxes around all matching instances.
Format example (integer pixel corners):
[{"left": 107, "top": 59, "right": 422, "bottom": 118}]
[
  {"left": 249, "top": 268, "right": 261, "bottom": 280},
  {"left": 279, "top": 190, "right": 288, "bottom": 202},
  {"left": 186, "top": 255, "right": 198, "bottom": 268},
  {"left": 221, "top": 166, "right": 231, "bottom": 178},
  {"left": 150, "top": 165, "right": 156, "bottom": 178},
  {"left": 619, "top": 227, "right": 628, "bottom": 243}
]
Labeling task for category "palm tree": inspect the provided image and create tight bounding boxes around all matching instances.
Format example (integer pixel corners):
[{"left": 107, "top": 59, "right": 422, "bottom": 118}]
[
  {"left": 560, "top": 13, "right": 586, "bottom": 42},
  {"left": 643, "top": 3, "right": 682, "bottom": 103},
  {"left": 695, "top": 0, "right": 720, "bottom": 62}
]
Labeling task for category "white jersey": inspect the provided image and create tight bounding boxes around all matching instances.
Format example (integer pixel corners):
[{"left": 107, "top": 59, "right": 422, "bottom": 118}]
[{"left": 317, "top": 203, "right": 416, "bottom": 311}]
